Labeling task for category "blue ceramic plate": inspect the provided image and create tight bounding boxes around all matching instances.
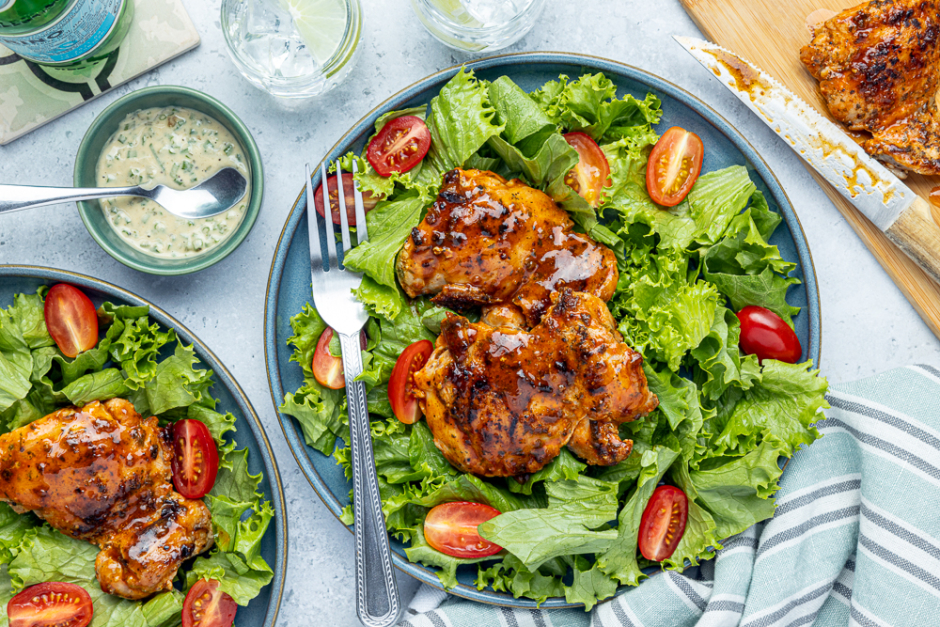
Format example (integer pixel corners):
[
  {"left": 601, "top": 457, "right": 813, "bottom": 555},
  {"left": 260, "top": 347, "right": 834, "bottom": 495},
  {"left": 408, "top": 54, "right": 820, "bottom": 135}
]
[
  {"left": 264, "top": 52, "right": 821, "bottom": 608},
  {"left": 0, "top": 265, "right": 286, "bottom": 625}
]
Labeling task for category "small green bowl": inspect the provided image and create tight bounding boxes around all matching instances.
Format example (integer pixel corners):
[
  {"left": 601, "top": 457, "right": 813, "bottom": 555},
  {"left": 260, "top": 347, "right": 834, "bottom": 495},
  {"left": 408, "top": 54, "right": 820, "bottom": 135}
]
[{"left": 74, "top": 86, "right": 263, "bottom": 275}]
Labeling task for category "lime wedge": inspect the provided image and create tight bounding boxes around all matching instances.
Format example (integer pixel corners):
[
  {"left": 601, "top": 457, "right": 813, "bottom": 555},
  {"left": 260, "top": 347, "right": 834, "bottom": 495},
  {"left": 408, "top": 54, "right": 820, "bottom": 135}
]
[{"left": 277, "top": 0, "right": 348, "bottom": 66}]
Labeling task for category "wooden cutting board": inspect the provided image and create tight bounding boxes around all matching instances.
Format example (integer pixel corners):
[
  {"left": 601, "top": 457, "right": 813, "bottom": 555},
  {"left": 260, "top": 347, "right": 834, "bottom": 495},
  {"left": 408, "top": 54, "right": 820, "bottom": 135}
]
[{"left": 680, "top": 0, "right": 940, "bottom": 340}]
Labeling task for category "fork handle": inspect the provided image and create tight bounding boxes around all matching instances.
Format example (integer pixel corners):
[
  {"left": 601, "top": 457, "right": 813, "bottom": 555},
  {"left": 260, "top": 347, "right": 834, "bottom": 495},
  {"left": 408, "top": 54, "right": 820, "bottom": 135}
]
[
  {"left": 340, "top": 332, "right": 402, "bottom": 627},
  {"left": 0, "top": 184, "right": 148, "bottom": 214}
]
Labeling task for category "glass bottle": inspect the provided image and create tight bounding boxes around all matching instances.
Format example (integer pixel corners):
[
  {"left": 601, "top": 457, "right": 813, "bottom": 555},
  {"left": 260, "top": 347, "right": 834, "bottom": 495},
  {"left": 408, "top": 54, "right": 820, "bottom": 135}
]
[{"left": 0, "top": 0, "right": 134, "bottom": 67}]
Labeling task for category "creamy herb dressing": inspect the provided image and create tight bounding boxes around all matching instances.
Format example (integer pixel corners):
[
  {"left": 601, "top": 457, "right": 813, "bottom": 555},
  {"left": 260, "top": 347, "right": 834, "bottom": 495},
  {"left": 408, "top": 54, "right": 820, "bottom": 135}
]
[{"left": 96, "top": 107, "right": 251, "bottom": 258}]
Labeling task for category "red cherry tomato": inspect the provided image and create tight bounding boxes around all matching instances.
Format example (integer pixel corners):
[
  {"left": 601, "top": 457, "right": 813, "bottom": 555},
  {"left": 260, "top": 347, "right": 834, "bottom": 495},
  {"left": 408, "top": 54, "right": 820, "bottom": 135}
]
[
  {"left": 366, "top": 115, "right": 432, "bottom": 177},
  {"left": 314, "top": 172, "right": 379, "bottom": 226},
  {"left": 646, "top": 127, "right": 704, "bottom": 207},
  {"left": 182, "top": 579, "right": 237, "bottom": 627},
  {"left": 8, "top": 582, "right": 93, "bottom": 627},
  {"left": 563, "top": 132, "right": 611, "bottom": 208},
  {"left": 311, "top": 327, "right": 366, "bottom": 390},
  {"left": 172, "top": 419, "right": 219, "bottom": 499},
  {"left": 43, "top": 284, "right": 98, "bottom": 358},
  {"left": 638, "top": 485, "right": 688, "bottom": 562},
  {"left": 425, "top": 501, "right": 503, "bottom": 558},
  {"left": 737, "top": 305, "right": 802, "bottom": 364},
  {"left": 388, "top": 340, "right": 433, "bottom": 424}
]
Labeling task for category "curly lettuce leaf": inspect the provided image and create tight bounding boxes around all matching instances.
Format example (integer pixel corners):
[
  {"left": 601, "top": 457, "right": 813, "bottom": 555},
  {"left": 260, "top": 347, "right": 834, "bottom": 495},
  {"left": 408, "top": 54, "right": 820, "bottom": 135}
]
[
  {"left": 564, "top": 556, "right": 619, "bottom": 611},
  {"left": 689, "top": 436, "right": 785, "bottom": 541},
  {"left": 405, "top": 524, "right": 496, "bottom": 589},
  {"left": 0, "top": 504, "right": 37, "bottom": 567},
  {"left": 342, "top": 191, "right": 426, "bottom": 304},
  {"left": 277, "top": 305, "right": 346, "bottom": 454},
  {"left": 7, "top": 289, "right": 53, "bottom": 350},
  {"left": 425, "top": 68, "right": 504, "bottom": 173},
  {"left": 6, "top": 527, "right": 184, "bottom": 627},
  {"left": 659, "top": 459, "right": 721, "bottom": 571},
  {"left": 479, "top": 477, "right": 620, "bottom": 570},
  {"left": 487, "top": 132, "right": 579, "bottom": 189},
  {"left": 0, "top": 305, "right": 33, "bottom": 413},
  {"left": 143, "top": 344, "right": 214, "bottom": 416},
  {"left": 611, "top": 247, "right": 719, "bottom": 370},
  {"left": 702, "top": 191, "right": 800, "bottom": 324},
  {"left": 488, "top": 76, "right": 555, "bottom": 147},
  {"left": 597, "top": 446, "right": 679, "bottom": 585},
  {"left": 691, "top": 306, "right": 761, "bottom": 401},
  {"left": 476, "top": 555, "right": 566, "bottom": 605},
  {"left": 62, "top": 368, "right": 129, "bottom": 406},
  {"left": 709, "top": 360, "right": 828, "bottom": 458},
  {"left": 532, "top": 73, "right": 663, "bottom": 142},
  {"left": 185, "top": 551, "right": 273, "bottom": 607}
]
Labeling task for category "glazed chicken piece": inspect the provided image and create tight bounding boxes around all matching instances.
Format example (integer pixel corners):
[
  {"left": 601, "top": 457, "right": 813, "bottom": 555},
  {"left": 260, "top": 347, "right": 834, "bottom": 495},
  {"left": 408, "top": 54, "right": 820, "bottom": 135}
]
[
  {"left": 413, "top": 289, "right": 659, "bottom": 477},
  {"left": 396, "top": 168, "right": 618, "bottom": 326},
  {"left": 800, "top": 0, "right": 940, "bottom": 174},
  {"left": 0, "top": 399, "right": 212, "bottom": 600}
]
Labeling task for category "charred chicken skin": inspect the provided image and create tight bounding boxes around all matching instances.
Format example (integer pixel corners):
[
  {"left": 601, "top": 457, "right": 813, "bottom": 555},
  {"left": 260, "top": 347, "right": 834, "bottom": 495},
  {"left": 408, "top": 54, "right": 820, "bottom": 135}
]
[
  {"left": 0, "top": 399, "right": 212, "bottom": 600},
  {"left": 800, "top": 0, "right": 940, "bottom": 175},
  {"left": 413, "top": 289, "right": 659, "bottom": 477},
  {"left": 396, "top": 168, "right": 618, "bottom": 327}
]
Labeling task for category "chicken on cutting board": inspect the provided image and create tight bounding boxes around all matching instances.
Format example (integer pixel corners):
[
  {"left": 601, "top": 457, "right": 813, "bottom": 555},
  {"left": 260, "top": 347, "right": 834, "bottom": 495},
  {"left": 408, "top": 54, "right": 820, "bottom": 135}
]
[
  {"left": 0, "top": 398, "right": 213, "bottom": 600},
  {"left": 413, "top": 289, "right": 659, "bottom": 477},
  {"left": 396, "top": 168, "right": 618, "bottom": 327},
  {"left": 800, "top": 0, "right": 940, "bottom": 175}
]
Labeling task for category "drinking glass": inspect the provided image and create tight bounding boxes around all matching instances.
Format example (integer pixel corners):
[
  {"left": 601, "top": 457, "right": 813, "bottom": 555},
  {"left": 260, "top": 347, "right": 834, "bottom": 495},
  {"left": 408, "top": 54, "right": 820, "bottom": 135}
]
[
  {"left": 410, "top": 0, "right": 545, "bottom": 52},
  {"left": 221, "top": 0, "right": 361, "bottom": 99}
]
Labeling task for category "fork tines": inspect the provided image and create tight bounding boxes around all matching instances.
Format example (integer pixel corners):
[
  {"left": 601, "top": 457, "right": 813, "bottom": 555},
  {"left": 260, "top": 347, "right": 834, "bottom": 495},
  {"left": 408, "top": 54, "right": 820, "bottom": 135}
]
[{"left": 305, "top": 161, "right": 370, "bottom": 275}]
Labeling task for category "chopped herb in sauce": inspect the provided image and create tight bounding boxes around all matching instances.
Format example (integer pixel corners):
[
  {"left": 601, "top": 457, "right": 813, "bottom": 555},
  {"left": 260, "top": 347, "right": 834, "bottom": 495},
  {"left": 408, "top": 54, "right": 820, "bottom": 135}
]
[{"left": 95, "top": 106, "right": 251, "bottom": 259}]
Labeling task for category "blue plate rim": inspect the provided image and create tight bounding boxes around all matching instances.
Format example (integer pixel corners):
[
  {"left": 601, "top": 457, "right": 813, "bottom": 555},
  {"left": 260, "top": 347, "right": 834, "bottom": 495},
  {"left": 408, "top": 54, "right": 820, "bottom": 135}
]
[
  {"left": 263, "top": 51, "right": 822, "bottom": 609},
  {"left": 0, "top": 264, "right": 287, "bottom": 626}
]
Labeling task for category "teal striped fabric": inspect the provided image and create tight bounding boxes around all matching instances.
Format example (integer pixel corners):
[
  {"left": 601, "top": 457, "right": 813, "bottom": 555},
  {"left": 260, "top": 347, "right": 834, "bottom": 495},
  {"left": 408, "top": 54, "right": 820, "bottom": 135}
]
[{"left": 398, "top": 366, "right": 940, "bottom": 627}]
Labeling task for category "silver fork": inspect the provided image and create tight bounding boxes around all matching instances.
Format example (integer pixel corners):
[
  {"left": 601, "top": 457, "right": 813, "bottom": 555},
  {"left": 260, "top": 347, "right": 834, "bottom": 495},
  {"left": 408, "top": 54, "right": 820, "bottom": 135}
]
[{"left": 305, "top": 160, "right": 402, "bottom": 627}]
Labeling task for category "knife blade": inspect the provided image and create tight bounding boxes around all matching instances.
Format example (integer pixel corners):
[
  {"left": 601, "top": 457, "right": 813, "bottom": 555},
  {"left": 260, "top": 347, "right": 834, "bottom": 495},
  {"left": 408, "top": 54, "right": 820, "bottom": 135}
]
[{"left": 675, "top": 35, "right": 940, "bottom": 285}]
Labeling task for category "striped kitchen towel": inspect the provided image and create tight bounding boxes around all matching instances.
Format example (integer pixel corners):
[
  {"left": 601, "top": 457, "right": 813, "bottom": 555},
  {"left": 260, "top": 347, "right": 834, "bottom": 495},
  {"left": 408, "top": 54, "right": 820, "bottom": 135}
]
[{"left": 398, "top": 365, "right": 940, "bottom": 627}]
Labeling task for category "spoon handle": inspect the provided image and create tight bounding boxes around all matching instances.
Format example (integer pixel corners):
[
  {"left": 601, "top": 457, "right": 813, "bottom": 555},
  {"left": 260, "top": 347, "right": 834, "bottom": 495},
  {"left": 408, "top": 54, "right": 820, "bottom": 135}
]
[{"left": 0, "top": 184, "right": 149, "bottom": 214}]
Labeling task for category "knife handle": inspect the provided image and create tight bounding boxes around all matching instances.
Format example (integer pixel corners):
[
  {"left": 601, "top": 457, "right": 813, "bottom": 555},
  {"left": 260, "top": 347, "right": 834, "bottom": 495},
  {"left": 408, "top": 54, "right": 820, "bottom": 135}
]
[{"left": 886, "top": 196, "right": 940, "bottom": 286}]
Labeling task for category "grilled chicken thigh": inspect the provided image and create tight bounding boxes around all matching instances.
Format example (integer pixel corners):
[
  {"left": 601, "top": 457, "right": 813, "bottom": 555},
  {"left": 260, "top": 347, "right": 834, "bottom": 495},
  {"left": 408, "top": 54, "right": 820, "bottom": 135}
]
[
  {"left": 397, "top": 168, "right": 618, "bottom": 326},
  {"left": 0, "top": 399, "right": 212, "bottom": 599},
  {"left": 413, "top": 289, "right": 659, "bottom": 477},
  {"left": 800, "top": 0, "right": 940, "bottom": 174}
]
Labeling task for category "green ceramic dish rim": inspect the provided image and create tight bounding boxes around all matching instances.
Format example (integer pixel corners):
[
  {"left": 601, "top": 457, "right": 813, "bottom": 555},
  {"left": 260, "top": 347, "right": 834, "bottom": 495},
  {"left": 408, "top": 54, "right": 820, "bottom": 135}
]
[{"left": 73, "top": 85, "right": 264, "bottom": 276}]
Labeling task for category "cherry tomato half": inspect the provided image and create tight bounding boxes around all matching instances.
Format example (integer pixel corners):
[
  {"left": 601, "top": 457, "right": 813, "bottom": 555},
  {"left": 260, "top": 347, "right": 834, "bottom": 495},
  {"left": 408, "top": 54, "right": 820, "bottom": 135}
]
[
  {"left": 388, "top": 340, "right": 433, "bottom": 424},
  {"left": 314, "top": 173, "right": 379, "bottom": 226},
  {"left": 646, "top": 127, "right": 704, "bottom": 207},
  {"left": 366, "top": 115, "right": 432, "bottom": 177},
  {"left": 563, "top": 132, "right": 611, "bottom": 208},
  {"left": 182, "top": 579, "right": 237, "bottom": 627},
  {"left": 312, "top": 327, "right": 366, "bottom": 390},
  {"left": 638, "top": 485, "right": 688, "bottom": 562},
  {"left": 737, "top": 305, "right": 802, "bottom": 364},
  {"left": 172, "top": 419, "right": 219, "bottom": 499},
  {"left": 425, "top": 501, "right": 503, "bottom": 558},
  {"left": 44, "top": 284, "right": 98, "bottom": 359},
  {"left": 8, "top": 582, "right": 93, "bottom": 627}
]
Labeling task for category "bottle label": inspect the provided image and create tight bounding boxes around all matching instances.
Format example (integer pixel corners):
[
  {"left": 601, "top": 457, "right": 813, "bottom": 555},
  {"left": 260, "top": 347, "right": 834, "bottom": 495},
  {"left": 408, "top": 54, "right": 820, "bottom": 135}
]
[{"left": 0, "top": 0, "right": 124, "bottom": 64}]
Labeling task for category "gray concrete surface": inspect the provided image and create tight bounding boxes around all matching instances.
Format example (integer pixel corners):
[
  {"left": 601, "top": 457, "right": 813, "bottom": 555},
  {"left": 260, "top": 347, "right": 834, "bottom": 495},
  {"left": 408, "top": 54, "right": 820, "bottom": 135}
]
[{"left": 3, "top": 1, "right": 940, "bottom": 625}]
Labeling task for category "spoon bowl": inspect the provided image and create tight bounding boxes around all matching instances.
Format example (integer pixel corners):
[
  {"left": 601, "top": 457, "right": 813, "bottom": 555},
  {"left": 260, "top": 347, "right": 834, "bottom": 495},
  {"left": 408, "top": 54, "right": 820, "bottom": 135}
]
[{"left": 135, "top": 167, "right": 249, "bottom": 219}]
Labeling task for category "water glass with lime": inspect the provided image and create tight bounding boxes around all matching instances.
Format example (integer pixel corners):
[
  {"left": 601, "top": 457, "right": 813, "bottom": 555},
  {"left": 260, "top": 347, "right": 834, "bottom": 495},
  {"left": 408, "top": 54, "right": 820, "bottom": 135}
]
[
  {"left": 221, "top": 0, "right": 361, "bottom": 99},
  {"left": 411, "top": 0, "right": 545, "bottom": 52}
]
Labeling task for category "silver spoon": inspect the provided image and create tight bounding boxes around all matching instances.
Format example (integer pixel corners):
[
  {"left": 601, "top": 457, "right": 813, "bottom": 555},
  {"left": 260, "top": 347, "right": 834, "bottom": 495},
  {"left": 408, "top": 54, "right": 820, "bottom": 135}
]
[{"left": 0, "top": 167, "right": 249, "bottom": 220}]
